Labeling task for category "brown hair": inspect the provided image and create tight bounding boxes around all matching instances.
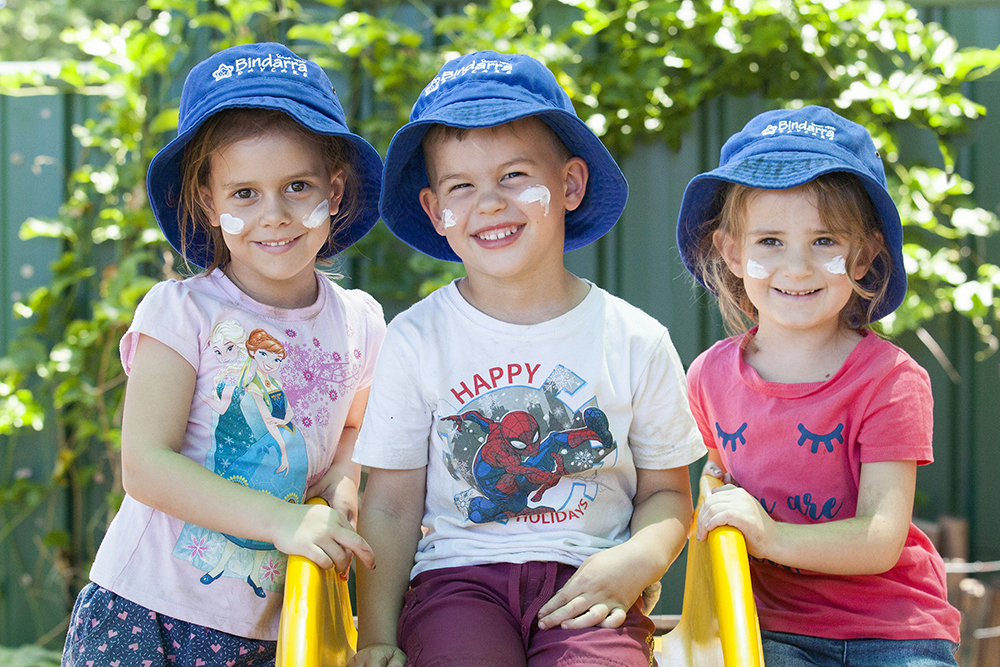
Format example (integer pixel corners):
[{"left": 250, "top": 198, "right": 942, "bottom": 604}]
[
  {"left": 177, "top": 108, "right": 361, "bottom": 273},
  {"left": 694, "top": 172, "right": 892, "bottom": 335},
  {"left": 245, "top": 328, "right": 286, "bottom": 359}
]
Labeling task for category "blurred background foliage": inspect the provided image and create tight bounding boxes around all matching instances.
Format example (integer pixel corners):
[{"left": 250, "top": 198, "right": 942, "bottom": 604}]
[{"left": 1, "top": 0, "right": 999, "bottom": 652}]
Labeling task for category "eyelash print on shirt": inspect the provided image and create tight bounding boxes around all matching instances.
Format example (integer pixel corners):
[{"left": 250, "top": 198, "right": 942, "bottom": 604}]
[
  {"left": 716, "top": 422, "right": 748, "bottom": 452},
  {"left": 796, "top": 423, "right": 844, "bottom": 453}
]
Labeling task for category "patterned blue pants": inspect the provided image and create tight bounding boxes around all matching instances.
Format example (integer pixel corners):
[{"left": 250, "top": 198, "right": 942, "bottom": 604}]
[{"left": 62, "top": 583, "right": 276, "bottom": 667}]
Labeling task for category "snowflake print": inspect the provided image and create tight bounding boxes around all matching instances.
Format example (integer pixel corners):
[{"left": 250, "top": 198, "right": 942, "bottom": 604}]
[
  {"left": 353, "top": 349, "right": 361, "bottom": 359},
  {"left": 303, "top": 370, "right": 314, "bottom": 383},
  {"left": 285, "top": 329, "right": 297, "bottom": 338},
  {"left": 302, "top": 416, "right": 312, "bottom": 427},
  {"left": 542, "top": 365, "right": 579, "bottom": 392},
  {"left": 260, "top": 555, "right": 283, "bottom": 583},
  {"left": 332, "top": 352, "right": 342, "bottom": 362},
  {"left": 329, "top": 389, "right": 338, "bottom": 402},
  {"left": 184, "top": 535, "right": 211, "bottom": 560},
  {"left": 313, "top": 337, "right": 321, "bottom": 348}
]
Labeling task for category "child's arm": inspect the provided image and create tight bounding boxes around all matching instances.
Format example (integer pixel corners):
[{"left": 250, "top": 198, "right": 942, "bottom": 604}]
[
  {"left": 306, "top": 388, "right": 370, "bottom": 575},
  {"left": 351, "top": 466, "right": 426, "bottom": 667},
  {"left": 696, "top": 458, "right": 915, "bottom": 575},
  {"left": 120, "top": 334, "right": 374, "bottom": 573},
  {"left": 537, "top": 465, "right": 693, "bottom": 630}
]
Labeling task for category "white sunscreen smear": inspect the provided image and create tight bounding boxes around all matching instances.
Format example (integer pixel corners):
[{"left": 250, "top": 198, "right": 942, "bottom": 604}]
[
  {"left": 219, "top": 213, "right": 245, "bottom": 235},
  {"left": 302, "top": 199, "right": 329, "bottom": 229},
  {"left": 824, "top": 255, "right": 847, "bottom": 275},
  {"left": 746, "top": 259, "right": 770, "bottom": 280},
  {"left": 442, "top": 208, "right": 457, "bottom": 229},
  {"left": 517, "top": 185, "right": 551, "bottom": 215}
]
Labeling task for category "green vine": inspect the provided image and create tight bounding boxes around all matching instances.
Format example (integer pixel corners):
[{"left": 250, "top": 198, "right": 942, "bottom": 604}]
[{"left": 1, "top": 0, "right": 998, "bottom": 648}]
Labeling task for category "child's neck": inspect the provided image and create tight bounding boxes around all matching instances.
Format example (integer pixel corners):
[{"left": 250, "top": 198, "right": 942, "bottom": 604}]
[
  {"left": 457, "top": 267, "right": 590, "bottom": 325},
  {"left": 744, "top": 324, "right": 864, "bottom": 383}
]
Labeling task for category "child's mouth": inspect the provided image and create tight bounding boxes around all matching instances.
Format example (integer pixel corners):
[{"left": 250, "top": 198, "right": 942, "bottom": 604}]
[
  {"left": 258, "top": 237, "right": 298, "bottom": 248},
  {"left": 775, "top": 287, "right": 819, "bottom": 296},
  {"left": 475, "top": 225, "right": 522, "bottom": 242}
]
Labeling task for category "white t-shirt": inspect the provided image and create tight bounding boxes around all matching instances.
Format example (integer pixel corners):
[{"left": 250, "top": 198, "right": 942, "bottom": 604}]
[
  {"left": 90, "top": 269, "right": 385, "bottom": 639},
  {"left": 354, "top": 281, "right": 705, "bottom": 578}
]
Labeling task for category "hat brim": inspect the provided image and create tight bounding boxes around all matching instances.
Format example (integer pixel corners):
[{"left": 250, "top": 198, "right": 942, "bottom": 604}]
[
  {"left": 148, "top": 95, "right": 383, "bottom": 269},
  {"left": 379, "top": 100, "right": 627, "bottom": 263},
  {"left": 676, "top": 152, "right": 907, "bottom": 324}
]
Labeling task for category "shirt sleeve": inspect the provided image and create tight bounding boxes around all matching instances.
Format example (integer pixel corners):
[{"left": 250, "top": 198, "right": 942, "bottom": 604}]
[
  {"left": 353, "top": 318, "right": 434, "bottom": 470},
  {"left": 628, "top": 329, "right": 708, "bottom": 469},
  {"left": 857, "top": 355, "right": 934, "bottom": 465},
  {"left": 119, "top": 280, "right": 210, "bottom": 375},
  {"left": 354, "top": 289, "right": 387, "bottom": 391},
  {"left": 685, "top": 351, "right": 719, "bottom": 452}
]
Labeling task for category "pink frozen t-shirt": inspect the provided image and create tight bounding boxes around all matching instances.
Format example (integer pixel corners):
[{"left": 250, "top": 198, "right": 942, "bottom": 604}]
[
  {"left": 687, "top": 330, "right": 960, "bottom": 642},
  {"left": 90, "top": 269, "right": 384, "bottom": 640}
]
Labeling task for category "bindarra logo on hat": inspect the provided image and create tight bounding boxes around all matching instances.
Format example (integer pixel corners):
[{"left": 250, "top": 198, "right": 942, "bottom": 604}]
[
  {"left": 422, "top": 58, "right": 514, "bottom": 96},
  {"left": 211, "top": 54, "right": 310, "bottom": 82},
  {"left": 761, "top": 120, "right": 836, "bottom": 141},
  {"left": 213, "top": 64, "right": 234, "bottom": 81}
]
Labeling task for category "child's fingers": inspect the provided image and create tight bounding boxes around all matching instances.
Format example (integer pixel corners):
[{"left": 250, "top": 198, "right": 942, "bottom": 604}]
[{"left": 334, "top": 527, "right": 376, "bottom": 571}]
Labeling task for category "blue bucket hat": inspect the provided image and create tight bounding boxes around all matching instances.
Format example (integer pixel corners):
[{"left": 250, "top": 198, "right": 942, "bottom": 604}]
[
  {"left": 147, "top": 42, "right": 383, "bottom": 269},
  {"left": 676, "top": 105, "right": 906, "bottom": 323},
  {"left": 380, "top": 50, "right": 628, "bottom": 263}
]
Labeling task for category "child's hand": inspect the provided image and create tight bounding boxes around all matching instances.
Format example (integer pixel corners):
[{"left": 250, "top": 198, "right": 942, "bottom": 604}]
[
  {"left": 702, "top": 458, "right": 736, "bottom": 486},
  {"left": 272, "top": 502, "right": 376, "bottom": 575},
  {"left": 537, "top": 545, "right": 647, "bottom": 630},
  {"left": 349, "top": 645, "right": 406, "bottom": 667},
  {"left": 695, "top": 484, "right": 775, "bottom": 557}
]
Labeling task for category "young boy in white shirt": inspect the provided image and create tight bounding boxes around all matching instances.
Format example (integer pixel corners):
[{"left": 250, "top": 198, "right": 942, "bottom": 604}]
[{"left": 350, "top": 51, "right": 706, "bottom": 667}]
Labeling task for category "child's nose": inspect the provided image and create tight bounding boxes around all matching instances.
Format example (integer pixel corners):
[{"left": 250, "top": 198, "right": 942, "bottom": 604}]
[
  {"left": 260, "top": 196, "right": 292, "bottom": 227},
  {"left": 782, "top": 246, "right": 814, "bottom": 278},
  {"left": 475, "top": 187, "right": 507, "bottom": 215}
]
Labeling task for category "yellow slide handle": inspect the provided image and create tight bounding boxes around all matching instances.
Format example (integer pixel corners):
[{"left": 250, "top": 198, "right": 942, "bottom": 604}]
[
  {"left": 704, "top": 475, "right": 764, "bottom": 667},
  {"left": 276, "top": 497, "right": 358, "bottom": 667}
]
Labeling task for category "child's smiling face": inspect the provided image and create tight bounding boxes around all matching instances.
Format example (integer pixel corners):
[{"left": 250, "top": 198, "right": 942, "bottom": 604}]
[
  {"left": 716, "top": 186, "right": 871, "bottom": 339},
  {"left": 418, "top": 117, "right": 588, "bottom": 285},
  {"left": 202, "top": 128, "right": 345, "bottom": 309}
]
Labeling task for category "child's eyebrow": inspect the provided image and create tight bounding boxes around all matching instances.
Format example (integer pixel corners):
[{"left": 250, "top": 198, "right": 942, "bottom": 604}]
[
  {"left": 218, "top": 170, "right": 323, "bottom": 191},
  {"left": 435, "top": 157, "right": 539, "bottom": 186}
]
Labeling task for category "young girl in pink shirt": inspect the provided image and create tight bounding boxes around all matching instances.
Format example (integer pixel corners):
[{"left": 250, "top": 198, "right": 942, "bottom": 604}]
[
  {"left": 61, "top": 42, "right": 385, "bottom": 666},
  {"left": 677, "top": 105, "right": 961, "bottom": 666}
]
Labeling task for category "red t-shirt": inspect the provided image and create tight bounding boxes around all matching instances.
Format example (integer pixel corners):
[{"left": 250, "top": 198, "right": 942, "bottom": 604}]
[{"left": 687, "top": 330, "right": 960, "bottom": 642}]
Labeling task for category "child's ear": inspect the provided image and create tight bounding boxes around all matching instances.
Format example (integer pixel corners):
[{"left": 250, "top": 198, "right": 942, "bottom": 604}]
[
  {"left": 713, "top": 229, "right": 744, "bottom": 278},
  {"left": 852, "top": 232, "right": 883, "bottom": 281},
  {"left": 202, "top": 186, "right": 219, "bottom": 227},
  {"left": 419, "top": 187, "right": 447, "bottom": 236},
  {"left": 562, "top": 157, "right": 589, "bottom": 212},
  {"left": 328, "top": 169, "right": 346, "bottom": 216}
]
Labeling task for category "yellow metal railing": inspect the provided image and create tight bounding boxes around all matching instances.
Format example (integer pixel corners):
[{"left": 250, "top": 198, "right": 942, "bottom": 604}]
[
  {"left": 658, "top": 474, "right": 764, "bottom": 666},
  {"left": 276, "top": 497, "right": 357, "bottom": 667},
  {"left": 278, "top": 476, "right": 763, "bottom": 666}
]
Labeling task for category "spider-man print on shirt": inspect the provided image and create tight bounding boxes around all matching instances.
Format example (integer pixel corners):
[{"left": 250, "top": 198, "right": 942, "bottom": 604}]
[{"left": 440, "top": 364, "right": 617, "bottom": 525}]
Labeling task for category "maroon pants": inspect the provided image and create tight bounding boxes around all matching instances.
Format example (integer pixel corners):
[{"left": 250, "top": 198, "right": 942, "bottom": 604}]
[{"left": 398, "top": 561, "right": 656, "bottom": 667}]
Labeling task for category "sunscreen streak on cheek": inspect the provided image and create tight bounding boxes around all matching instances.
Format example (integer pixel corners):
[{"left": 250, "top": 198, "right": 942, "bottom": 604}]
[
  {"left": 517, "top": 185, "right": 551, "bottom": 216},
  {"left": 746, "top": 259, "right": 770, "bottom": 280},
  {"left": 219, "top": 213, "right": 245, "bottom": 235},
  {"left": 823, "top": 255, "right": 847, "bottom": 275},
  {"left": 302, "top": 199, "right": 329, "bottom": 229},
  {"left": 442, "top": 208, "right": 457, "bottom": 229}
]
